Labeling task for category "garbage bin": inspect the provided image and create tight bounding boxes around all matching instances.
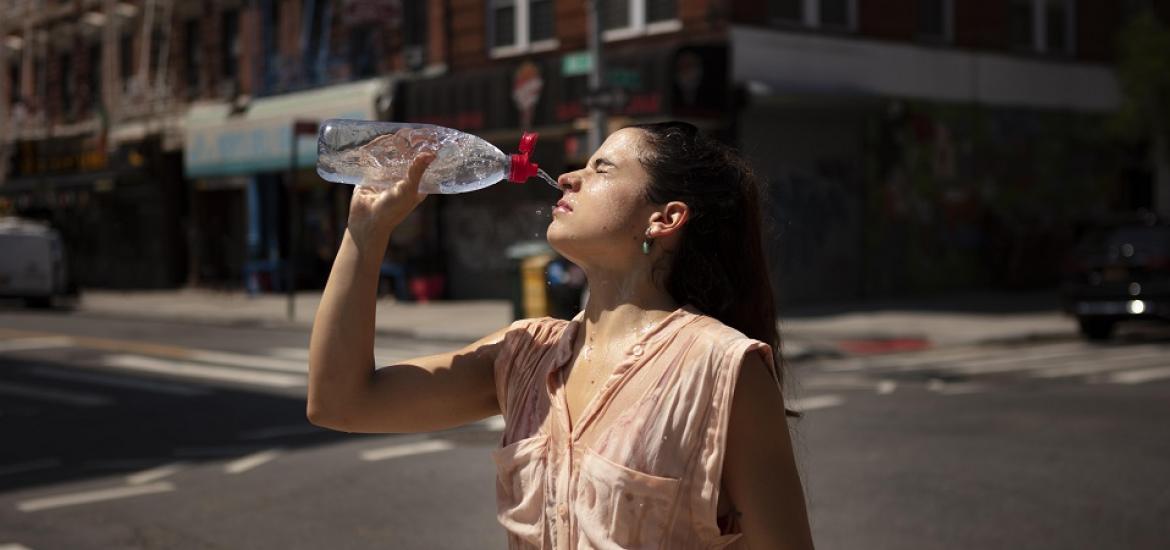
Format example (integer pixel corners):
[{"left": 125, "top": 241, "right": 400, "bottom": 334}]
[{"left": 506, "top": 241, "right": 554, "bottom": 320}]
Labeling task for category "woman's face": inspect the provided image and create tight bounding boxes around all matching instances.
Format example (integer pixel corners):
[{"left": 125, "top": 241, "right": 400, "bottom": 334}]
[{"left": 547, "top": 128, "right": 655, "bottom": 267}]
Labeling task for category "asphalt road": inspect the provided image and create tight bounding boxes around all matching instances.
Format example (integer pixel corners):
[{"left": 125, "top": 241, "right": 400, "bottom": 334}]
[{"left": 0, "top": 307, "right": 1168, "bottom": 549}]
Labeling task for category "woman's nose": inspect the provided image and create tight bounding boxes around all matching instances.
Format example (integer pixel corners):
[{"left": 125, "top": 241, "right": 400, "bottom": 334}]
[{"left": 557, "top": 172, "right": 580, "bottom": 191}]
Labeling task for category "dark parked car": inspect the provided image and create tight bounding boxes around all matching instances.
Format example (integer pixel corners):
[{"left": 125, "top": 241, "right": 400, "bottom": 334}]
[{"left": 1061, "top": 214, "right": 1170, "bottom": 340}]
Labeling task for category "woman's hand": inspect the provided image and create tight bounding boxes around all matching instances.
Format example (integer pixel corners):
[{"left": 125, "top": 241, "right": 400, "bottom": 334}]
[{"left": 346, "top": 151, "right": 436, "bottom": 251}]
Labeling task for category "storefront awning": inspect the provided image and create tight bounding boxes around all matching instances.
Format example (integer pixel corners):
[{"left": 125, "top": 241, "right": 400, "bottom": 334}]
[{"left": 184, "top": 78, "right": 394, "bottom": 178}]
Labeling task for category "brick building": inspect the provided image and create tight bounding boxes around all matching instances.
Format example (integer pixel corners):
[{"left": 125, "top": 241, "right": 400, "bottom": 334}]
[{"left": 2, "top": 1, "right": 1167, "bottom": 303}]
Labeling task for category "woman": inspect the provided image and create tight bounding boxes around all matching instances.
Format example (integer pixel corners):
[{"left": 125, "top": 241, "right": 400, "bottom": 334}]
[{"left": 308, "top": 122, "right": 815, "bottom": 549}]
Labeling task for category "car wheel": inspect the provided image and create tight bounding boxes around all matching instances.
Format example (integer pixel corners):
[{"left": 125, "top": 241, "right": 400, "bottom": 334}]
[{"left": 1078, "top": 317, "right": 1116, "bottom": 341}]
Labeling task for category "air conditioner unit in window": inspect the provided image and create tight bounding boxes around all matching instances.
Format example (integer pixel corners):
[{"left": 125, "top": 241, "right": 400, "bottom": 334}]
[{"left": 404, "top": 46, "right": 425, "bottom": 72}]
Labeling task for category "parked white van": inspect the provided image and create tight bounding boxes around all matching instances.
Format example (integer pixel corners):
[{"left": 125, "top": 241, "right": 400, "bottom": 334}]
[{"left": 0, "top": 217, "right": 76, "bottom": 308}]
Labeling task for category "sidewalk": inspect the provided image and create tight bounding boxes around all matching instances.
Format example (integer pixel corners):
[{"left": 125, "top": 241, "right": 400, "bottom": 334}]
[{"left": 73, "top": 288, "right": 1079, "bottom": 359}]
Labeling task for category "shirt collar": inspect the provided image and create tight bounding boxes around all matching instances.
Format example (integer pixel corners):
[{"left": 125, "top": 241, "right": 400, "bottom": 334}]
[{"left": 551, "top": 304, "right": 701, "bottom": 367}]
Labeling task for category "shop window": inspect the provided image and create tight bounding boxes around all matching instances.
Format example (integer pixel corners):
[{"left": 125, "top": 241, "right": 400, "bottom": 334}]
[
  {"left": 769, "top": 0, "right": 856, "bottom": 31},
  {"left": 603, "top": 0, "right": 680, "bottom": 41},
  {"left": 917, "top": 0, "right": 953, "bottom": 42},
  {"left": 1011, "top": 0, "right": 1075, "bottom": 55},
  {"left": 489, "top": 0, "right": 558, "bottom": 58}
]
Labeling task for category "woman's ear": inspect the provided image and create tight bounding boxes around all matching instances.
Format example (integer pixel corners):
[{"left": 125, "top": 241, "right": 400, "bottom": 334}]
[{"left": 648, "top": 201, "right": 689, "bottom": 238}]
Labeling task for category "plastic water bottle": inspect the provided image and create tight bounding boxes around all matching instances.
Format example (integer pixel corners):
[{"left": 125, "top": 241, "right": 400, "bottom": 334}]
[{"left": 316, "top": 119, "right": 558, "bottom": 194}]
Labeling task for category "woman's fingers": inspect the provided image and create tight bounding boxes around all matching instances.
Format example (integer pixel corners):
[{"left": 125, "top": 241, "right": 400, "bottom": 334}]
[{"left": 405, "top": 152, "right": 436, "bottom": 195}]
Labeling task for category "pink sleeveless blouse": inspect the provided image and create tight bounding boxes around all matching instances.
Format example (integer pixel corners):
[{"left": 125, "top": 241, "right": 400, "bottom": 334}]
[{"left": 491, "top": 304, "right": 774, "bottom": 549}]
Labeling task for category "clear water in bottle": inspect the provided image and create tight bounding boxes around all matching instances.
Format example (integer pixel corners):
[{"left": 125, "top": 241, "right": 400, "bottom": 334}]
[{"left": 317, "top": 119, "right": 554, "bottom": 194}]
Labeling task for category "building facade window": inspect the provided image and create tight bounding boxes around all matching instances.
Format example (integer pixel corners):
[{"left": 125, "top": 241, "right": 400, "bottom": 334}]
[
  {"left": 769, "top": 0, "right": 857, "bottom": 31},
  {"left": 402, "top": 0, "right": 428, "bottom": 70},
  {"left": 490, "top": 0, "right": 557, "bottom": 57},
  {"left": 348, "top": 24, "right": 377, "bottom": 78},
  {"left": 917, "top": 0, "right": 953, "bottom": 42},
  {"left": 8, "top": 62, "right": 20, "bottom": 105},
  {"left": 1011, "top": 0, "right": 1076, "bottom": 55},
  {"left": 184, "top": 19, "right": 202, "bottom": 98},
  {"left": 221, "top": 9, "right": 239, "bottom": 83},
  {"left": 59, "top": 52, "right": 74, "bottom": 117},
  {"left": 87, "top": 43, "right": 101, "bottom": 108},
  {"left": 120, "top": 31, "right": 134, "bottom": 89},
  {"left": 603, "top": 0, "right": 680, "bottom": 40}
]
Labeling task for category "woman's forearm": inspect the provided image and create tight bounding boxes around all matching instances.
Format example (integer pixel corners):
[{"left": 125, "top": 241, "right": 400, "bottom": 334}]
[{"left": 307, "top": 227, "right": 390, "bottom": 423}]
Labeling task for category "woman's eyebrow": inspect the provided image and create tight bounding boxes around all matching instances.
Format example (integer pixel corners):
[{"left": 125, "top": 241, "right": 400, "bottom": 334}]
[{"left": 592, "top": 158, "right": 616, "bottom": 169}]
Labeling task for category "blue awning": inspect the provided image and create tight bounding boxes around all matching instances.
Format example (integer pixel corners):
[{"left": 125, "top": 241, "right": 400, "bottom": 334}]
[{"left": 184, "top": 78, "right": 394, "bottom": 178}]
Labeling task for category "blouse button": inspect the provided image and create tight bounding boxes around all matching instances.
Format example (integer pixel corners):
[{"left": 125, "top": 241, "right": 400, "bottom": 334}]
[
  {"left": 558, "top": 504, "right": 569, "bottom": 519},
  {"left": 631, "top": 344, "right": 644, "bottom": 357}
]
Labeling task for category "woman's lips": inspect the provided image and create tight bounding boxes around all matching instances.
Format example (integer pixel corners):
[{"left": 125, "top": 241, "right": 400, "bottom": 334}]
[{"left": 554, "top": 201, "right": 573, "bottom": 214}]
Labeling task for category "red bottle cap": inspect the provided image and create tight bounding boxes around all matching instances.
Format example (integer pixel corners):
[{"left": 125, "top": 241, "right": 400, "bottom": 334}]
[{"left": 508, "top": 132, "right": 540, "bottom": 183}]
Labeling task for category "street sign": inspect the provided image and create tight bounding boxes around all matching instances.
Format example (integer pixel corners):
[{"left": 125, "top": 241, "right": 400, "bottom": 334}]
[
  {"left": 562, "top": 51, "right": 594, "bottom": 77},
  {"left": 582, "top": 87, "right": 629, "bottom": 112}
]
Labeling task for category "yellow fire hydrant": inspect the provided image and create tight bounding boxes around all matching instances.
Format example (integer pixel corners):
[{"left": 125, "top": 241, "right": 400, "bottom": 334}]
[{"left": 520, "top": 254, "right": 553, "bottom": 318}]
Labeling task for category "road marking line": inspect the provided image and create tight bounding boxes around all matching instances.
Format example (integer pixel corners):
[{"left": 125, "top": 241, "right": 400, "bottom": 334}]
[
  {"left": 16, "top": 482, "right": 175, "bottom": 512},
  {"left": 126, "top": 462, "right": 187, "bottom": 485},
  {"left": 0, "top": 543, "right": 34, "bottom": 550},
  {"left": 187, "top": 350, "right": 306, "bottom": 373},
  {"left": 0, "top": 459, "right": 61, "bottom": 477},
  {"left": 927, "top": 379, "right": 987, "bottom": 395},
  {"left": 822, "top": 342, "right": 1083, "bottom": 372},
  {"left": 1105, "top": 366, "right": 1170, "bottom": 385},
  {"left": 787, "top": 395, "right": 845, "bottom": 412},
  {"left": 361, "top": 440, "right": 456, "bottom": 462},
  {"left": 0, "top": 336, "right": 75, "bottom": 353},
  {"left": 28, "top": 367, "right": 208, "bottom": 397},
  {"left": 948, "top": 345, "right": 1166, "bottom": 375},
  {"left": 877, "top": 380, "right": 898, "bottom": 394},
  {"left": 238, "top": 424, "right": 324, "bottom": 440},
  {"left": 0, "top": 381, "right": 112, "bottom": 407},
  {"left": 1030, "top": 353, "right": 1169, "bottom": 379},
  {"left": 101, "top": 355, "right": 305, "bottom": 387},
  {"left": 801, "top": 374, "right": 886, "bottom": 391},
  {"left": 225, "top": 449, "right": 283, "bottom": 474}
]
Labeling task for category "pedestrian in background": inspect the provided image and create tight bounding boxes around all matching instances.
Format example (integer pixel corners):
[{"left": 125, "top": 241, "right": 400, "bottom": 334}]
[{"left": 308, "top": 121, "right": 814, "bottom": 549}]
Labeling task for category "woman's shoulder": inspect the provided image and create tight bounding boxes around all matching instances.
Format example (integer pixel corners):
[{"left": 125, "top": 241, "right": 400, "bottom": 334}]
[{"left": 504, "top": 315, "right": 574, "bottom": 343}]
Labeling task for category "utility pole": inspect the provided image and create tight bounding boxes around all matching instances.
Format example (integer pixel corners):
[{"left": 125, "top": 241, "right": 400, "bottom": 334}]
[{"left": 587, "top": 0, "right": 605, "bottom": 153}]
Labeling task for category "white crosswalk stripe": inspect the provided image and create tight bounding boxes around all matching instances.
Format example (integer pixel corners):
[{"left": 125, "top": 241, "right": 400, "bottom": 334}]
[
  {"left": 99, "top": 355, "right": 305, "bottom": 387},
  {"left": 2, "top": 338, "right": 461, "bottom": 395},
  {"left": 814, "top": 340, "right": 1170, "bottom": 387}
]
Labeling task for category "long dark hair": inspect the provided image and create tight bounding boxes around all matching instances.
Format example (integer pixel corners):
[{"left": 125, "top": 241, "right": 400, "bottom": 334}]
[{"left": 628, "top": 121, "right": 798, "bottom": 418}]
